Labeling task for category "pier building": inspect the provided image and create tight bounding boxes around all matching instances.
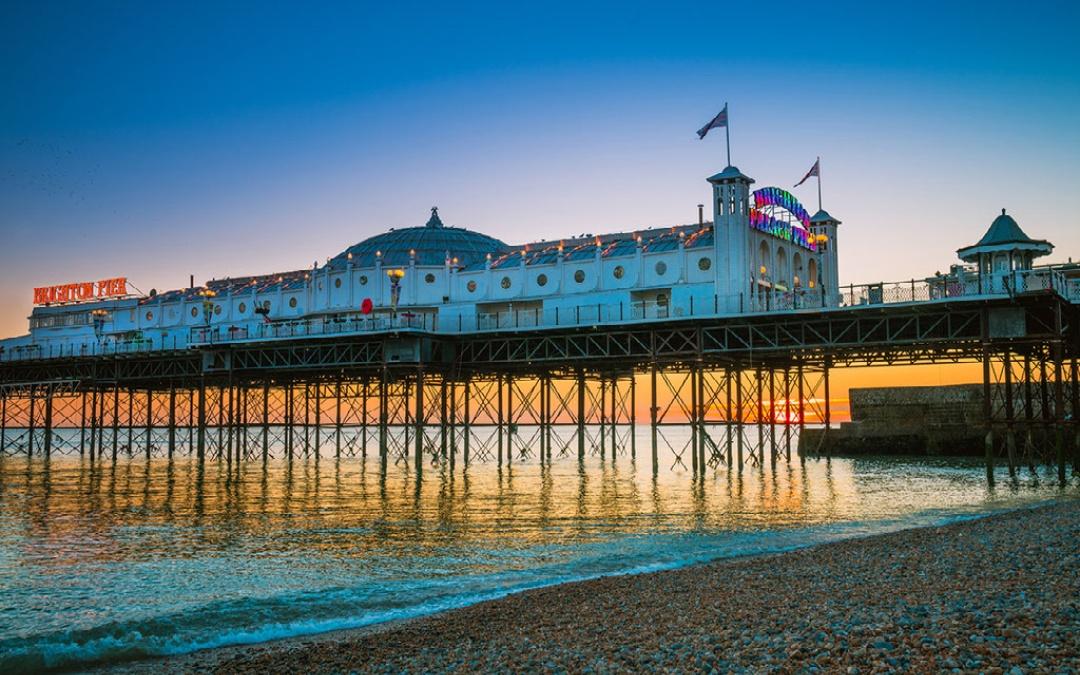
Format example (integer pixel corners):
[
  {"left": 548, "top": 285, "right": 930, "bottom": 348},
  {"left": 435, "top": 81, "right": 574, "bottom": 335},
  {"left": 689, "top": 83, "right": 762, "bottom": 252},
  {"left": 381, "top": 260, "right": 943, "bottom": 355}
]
[
  {"left": 6, "top": 167, "right": 837, "bottom": 355},
  {"left": 1, "top": 163, "right": 1078, "bottom": 486}
]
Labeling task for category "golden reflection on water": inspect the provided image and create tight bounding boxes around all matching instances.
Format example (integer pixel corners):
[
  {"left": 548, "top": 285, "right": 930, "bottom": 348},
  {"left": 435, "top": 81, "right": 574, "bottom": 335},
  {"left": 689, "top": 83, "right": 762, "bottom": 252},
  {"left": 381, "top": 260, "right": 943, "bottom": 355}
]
[{"left": 1, "top": 425, "right": 1072, "bottom": 671}]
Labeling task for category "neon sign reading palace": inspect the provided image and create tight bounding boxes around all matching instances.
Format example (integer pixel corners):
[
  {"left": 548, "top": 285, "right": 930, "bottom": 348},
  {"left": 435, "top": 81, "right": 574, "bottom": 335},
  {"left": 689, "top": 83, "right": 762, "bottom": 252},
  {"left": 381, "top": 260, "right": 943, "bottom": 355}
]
[
  {"left": 33, "top": 277, "right": 127, "bottom": 305},
  {"left": 749, "top": 187, "right": 817, "bottom": 252}
]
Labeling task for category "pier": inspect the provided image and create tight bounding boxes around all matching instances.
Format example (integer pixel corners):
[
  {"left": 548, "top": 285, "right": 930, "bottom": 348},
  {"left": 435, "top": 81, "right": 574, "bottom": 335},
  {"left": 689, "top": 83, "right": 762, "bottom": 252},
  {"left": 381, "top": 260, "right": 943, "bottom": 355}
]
[{"left": 2, "top": 275, "right": 1077, "bottom": 486}]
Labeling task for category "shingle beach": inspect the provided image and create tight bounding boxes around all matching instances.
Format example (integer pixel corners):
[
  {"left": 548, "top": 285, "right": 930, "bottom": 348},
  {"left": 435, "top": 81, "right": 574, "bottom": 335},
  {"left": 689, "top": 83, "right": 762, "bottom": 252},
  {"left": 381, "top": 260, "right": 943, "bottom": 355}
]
[{"left": 125, "top": 499, "right": 1080, "bottom": 674}]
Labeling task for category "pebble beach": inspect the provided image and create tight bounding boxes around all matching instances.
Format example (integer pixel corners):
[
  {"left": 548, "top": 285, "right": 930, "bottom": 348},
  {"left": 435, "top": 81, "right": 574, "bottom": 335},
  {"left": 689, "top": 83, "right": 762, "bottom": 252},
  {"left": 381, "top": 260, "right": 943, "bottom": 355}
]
[{"left": 120, "top": 498, "right": 1080, "bottom": 674}]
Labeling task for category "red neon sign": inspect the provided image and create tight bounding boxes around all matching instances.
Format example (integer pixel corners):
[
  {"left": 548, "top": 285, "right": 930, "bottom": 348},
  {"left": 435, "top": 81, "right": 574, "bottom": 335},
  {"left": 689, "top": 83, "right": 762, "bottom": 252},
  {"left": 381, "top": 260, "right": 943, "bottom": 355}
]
[{"left": 33, "top": 277, "right": 128, "bottom": 305}]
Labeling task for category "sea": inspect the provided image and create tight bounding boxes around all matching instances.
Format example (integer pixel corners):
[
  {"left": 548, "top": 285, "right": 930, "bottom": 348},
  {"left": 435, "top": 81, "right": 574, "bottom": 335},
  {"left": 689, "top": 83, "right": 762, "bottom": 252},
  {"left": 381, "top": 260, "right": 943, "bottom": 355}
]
[{"left": 0, "top": 425, "right": 1075, "bottom": 672}]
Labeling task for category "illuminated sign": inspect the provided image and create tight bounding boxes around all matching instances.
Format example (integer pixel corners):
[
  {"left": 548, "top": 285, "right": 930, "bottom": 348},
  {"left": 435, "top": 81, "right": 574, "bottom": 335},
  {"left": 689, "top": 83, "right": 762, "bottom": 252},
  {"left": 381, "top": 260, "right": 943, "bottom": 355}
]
[
  {"left": 33, "top": 277, "right": 127, "bottom": 305},
  {"left": 752, "top": 187, "right": 811, "bottom": 228},
  {"left": 750, "top": 187, "right": 817, "bottom": 251}
]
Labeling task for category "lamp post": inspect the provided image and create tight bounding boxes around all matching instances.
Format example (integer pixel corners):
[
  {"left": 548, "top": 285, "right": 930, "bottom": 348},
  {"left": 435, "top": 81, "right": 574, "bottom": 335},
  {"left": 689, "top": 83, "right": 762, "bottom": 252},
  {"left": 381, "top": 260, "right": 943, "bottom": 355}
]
[
  {"left": 387, "top": 269, "right": 404, "bottom": 320},
  {"left": 198, "top": 289, "right": 217, "bottom": 341},
  {"left": 91, "top": 309, "right": 108, "bottom": 350}
]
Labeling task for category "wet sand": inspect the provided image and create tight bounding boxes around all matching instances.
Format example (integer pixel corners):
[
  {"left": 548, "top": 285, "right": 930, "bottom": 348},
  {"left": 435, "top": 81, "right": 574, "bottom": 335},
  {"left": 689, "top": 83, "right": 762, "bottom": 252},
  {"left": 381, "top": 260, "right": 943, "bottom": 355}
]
[{"left": 107, "top": 499, "right": 1079, "bottom": 674}]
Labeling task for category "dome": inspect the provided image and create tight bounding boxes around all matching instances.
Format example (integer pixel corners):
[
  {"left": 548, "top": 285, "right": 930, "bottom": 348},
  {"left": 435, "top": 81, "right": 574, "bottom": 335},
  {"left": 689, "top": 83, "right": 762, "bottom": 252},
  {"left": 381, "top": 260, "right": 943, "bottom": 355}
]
[
  {"left": 957, "top": 209, "right": 1052, "bottom": 262},
  {"left": 331, "top": 208, "right": 509, "bottom": 268}
]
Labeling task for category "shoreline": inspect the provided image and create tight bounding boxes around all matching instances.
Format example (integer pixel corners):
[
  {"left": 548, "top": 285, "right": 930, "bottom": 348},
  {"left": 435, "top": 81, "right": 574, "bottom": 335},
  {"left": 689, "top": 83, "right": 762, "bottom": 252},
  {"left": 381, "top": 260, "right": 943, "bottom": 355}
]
[{"left": 99, "top": 498, "right": 1080, "bottom": 674}]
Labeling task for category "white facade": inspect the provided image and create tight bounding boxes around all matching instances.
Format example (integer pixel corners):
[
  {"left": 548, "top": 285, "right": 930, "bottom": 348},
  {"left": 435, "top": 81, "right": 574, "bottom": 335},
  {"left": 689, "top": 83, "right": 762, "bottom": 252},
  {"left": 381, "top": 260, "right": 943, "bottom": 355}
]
[{"left": 2, "top": 167, "right": 840, "bottom": 357}]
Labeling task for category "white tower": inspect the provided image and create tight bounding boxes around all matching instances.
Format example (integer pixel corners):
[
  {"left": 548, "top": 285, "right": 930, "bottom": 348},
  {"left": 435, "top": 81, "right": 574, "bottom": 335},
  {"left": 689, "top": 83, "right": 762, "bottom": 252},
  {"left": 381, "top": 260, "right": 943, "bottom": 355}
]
[
  {"left": 709, "top": 166, "right": 754, "bottom": 312},
  {"left": 809, "top": 209, "right": 841, "bottom": 306}
]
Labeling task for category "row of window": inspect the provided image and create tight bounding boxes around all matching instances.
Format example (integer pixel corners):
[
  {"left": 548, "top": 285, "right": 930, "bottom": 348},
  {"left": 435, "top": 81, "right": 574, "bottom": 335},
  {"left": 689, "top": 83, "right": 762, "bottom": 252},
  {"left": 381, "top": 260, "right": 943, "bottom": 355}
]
[
  {"left": 140, "top": 257, "right": 716, "bottom": 320},
  {"left": 469, "top": 257, "right": 712, "bottom": 293},
  {"left": 323, "top": 257, "right": 714, "bottom": 293}
]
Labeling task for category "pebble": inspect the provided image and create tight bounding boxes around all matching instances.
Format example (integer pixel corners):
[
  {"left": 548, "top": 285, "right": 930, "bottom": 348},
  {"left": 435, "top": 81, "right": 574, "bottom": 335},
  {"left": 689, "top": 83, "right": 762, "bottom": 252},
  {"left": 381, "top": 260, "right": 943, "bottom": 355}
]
[{"left": 114, "top": 501, "right": 1080, "bottom": 674}]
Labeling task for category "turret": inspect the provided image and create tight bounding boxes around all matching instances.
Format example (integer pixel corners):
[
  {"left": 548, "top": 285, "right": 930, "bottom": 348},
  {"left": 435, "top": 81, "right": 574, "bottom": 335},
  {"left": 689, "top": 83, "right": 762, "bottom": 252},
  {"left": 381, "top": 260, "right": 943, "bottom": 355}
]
[
  {"left": 809, "top": 209, "right": 841, "bottom": 306},
  {"left": 708, "top": 166, "right": 754, "bottom": 312}
]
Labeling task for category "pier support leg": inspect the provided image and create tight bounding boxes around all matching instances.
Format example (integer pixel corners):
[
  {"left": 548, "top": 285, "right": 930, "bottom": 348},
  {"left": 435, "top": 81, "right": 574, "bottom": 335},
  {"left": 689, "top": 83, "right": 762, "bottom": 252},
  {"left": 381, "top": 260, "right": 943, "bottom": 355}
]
[
  {"left": 982, "top": 346, "right": 995, "bottom": 486},
  {"left": 650, "top": 362, "right": 658, "bottom": 473},
  {"left": 28, "top": 385, "right": 36, "bottom": 457},
  {"left": 415, "top": 369, "right": 425, "bottom": 472},
  {"left": 1004, "top": 350, "right": 1017, "bottom": 478},
  {"left": 168, "top": 385, "right": 176, "bottom": 459},
  {"left": 197, "top": 380, "right": 207, "bottom": 461},
  {"left": 463, "top": 376, "right": 471, "bottom": 466},
  {"left": 42, "top": 384, "right": 52, "bottom": 457},
  {"left": 577, "top": 368, "right": 586, "bottom": 462},
  {"left": 1053, "top": 342, "right": 1066, "bottom": 485}
]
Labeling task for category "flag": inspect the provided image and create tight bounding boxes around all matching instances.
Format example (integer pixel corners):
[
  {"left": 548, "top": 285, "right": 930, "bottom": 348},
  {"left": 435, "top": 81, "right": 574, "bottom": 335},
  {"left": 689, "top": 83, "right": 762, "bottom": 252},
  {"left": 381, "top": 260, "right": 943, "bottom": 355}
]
[
  {"left": 794, "top": 159, "right": 820, "bottom": 187},
  {"left": 697, "top": 105, "right": 728, "bottom": 139}
]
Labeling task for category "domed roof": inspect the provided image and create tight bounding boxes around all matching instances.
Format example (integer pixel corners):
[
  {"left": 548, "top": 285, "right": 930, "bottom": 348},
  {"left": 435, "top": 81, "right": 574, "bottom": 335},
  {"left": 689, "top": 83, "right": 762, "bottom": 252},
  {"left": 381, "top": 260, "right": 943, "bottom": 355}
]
[
  {"left": 331, "top": 208, "right": 509, "bottom": 268},
  {"left": 974, "top": 209, "right": 1036, "bottom": 247},
  {"left": 957, "top": 209, "right": 1052, "bottom": 262}
]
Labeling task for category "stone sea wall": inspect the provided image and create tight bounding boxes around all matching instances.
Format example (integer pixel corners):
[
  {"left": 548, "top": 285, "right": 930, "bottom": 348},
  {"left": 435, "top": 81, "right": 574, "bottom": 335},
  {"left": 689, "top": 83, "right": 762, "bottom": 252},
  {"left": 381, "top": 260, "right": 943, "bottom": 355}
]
[{"left": 800, "top": 384, "right": 988, "bottom": 456}]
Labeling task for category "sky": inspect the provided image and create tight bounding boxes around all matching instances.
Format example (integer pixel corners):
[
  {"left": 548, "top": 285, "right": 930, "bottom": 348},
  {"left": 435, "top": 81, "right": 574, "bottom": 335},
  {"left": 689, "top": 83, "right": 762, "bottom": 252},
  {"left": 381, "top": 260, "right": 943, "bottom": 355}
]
[{"left": 2, "top": 0, "right": 1079, "bottom": 351}]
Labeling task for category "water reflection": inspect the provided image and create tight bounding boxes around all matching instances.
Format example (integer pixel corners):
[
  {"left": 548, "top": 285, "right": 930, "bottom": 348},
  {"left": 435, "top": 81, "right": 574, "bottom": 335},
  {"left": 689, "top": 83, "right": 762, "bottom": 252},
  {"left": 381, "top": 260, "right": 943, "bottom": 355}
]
[{"left": 0, "top": 426, "right": 1075, "bottom": 671}]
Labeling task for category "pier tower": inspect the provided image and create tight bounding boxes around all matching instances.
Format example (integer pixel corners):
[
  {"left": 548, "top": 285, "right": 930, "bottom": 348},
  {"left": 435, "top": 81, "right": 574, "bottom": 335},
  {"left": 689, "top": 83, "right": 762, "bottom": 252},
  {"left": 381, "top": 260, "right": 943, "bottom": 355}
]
[{"left": 709, "top": 166, "right": 754, "bottom": 312}]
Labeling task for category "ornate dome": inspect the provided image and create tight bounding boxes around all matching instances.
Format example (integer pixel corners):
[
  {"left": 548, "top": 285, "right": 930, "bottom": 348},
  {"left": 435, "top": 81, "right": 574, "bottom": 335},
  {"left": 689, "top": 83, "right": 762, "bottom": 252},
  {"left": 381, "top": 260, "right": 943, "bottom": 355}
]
[{"left": 331, "top": 208, "right": 508, "bottom": 268}]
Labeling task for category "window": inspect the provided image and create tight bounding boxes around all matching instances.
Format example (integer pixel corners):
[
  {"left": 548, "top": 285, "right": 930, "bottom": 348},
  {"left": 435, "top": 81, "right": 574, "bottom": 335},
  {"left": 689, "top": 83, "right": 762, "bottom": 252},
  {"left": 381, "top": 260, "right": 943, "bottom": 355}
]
[
  {"left": 191, "top": 307, "right": 198, "bottom": 318},
  {"left": 655, "top": 261, "right": 667, "bottom": 276},
  {"left": 574, "top": 270, "right": 585, "bottom": 283},
  {"left": 467, "top": 280, "right": 477, "bottom": 292},
  {"left": 500, "top": 276, "right": 511, "bottom": 289},
  {"left": 536, "top": 273, "right": 548, "bottom": 287},
  {"left": 145, "top": 311, "right": 153, "bottom": 321},
  {"left": 613, "top": 265, "right": 624, "bottom": 279},
  {"left": 425, "top": 273, "right": 436, "bottom": 284},
  {"left": 698, "top": 257, "right": 712, "bottom": 271},
  {"left": 263, "top": 301, "right": 271, "bottom": 310},
  {"left": 213, "top": 305, "right": 222, "bottom": 315},
  {"left": 334, "top": 278, "right": 342, "bottom": 288},
  {"left": 238, "top": 302, "right": 246, "bottom": 314},
  {"left": 289, "top": 297, "right": 297, "bottom": 308},
  {"left": 657, "top": 293, "right": 668, "bottom": 306},
  {"left": 359, "top": 275, "right": 368, "bottom": 285}
]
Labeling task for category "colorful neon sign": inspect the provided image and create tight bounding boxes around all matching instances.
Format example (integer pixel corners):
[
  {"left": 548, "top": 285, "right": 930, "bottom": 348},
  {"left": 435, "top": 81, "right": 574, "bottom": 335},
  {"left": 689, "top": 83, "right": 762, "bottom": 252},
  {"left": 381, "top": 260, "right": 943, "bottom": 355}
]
[
  {"left": 752, "top": 187, "right": 812, "bottom": 228},
  {"left": 749, "top": 187, "right": 816, "bottom": 251},
  {"left": 33, "top": 277, "right": 127, "bottom": 305},
  {"left": 749, "top": 210, "right": 817, "bottom": 251}
]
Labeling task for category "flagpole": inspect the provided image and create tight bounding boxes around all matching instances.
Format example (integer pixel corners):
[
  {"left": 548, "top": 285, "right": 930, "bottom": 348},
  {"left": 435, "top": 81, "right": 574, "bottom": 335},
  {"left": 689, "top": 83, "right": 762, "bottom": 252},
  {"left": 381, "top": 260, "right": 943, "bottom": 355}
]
[
  {"left": 724, "top": 102, "right": 731, "bottom": 167},
  {"left": 816, "top": 156, "right": 822, "bottom": 211}
]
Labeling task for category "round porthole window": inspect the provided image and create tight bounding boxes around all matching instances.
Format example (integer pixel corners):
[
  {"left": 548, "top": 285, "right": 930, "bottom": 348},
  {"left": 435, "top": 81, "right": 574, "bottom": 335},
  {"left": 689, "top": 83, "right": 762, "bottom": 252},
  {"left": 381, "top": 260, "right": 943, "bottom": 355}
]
[
  {"left": 190, "top": 307, "right": 198, "bottom": 318},
  {"left": 574, "top": 270, "right": 585, "bottom": 283},
  {"left": 334, "top": 278, "right": 342, "bottom": 288},
  {"left": 698, "top": 257, "right": 712, "bottom": 271},
  {"left": 655, "top": 261, "right": 667, "bottom": 276},
  {"left": 500, "top": 276, "right": 511, "bottom": 289},
  {"left": 613, "top": 265, "right": 625, "bottom": 279},
  {"left": 536, "top": 273, "right": 548, "bottom": 287},
  {"left": 145, "top": 311, "right": 153, "bottom": 321},
  {"left": 289, "top": 297, "right": 298, "bottom": 309},
  {"left": 263, "top": 300, "right": 271, "bottom": 310},
  {"left": 238, "top": 302, "right": 247, "bottom": 314},
  {"left": 467, "top": 280, "right": 477, "bottom": 292},
  {"left": 425, "top": 273, "right": 436, "bottom": 284},
  {"left": 213, "top": 305, "right": 222, "bottom": 316},
  {"left": 359, "top": 275, "right": 368, "bottom": 286}
]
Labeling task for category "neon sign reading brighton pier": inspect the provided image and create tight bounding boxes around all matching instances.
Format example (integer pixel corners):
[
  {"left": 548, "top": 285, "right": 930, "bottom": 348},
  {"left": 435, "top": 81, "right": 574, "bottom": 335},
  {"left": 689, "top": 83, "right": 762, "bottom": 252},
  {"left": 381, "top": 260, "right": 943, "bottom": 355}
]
[
  {"left": 750, "top": 187, "right": 817, "bottom": 251},
  {"left": 33, "top": 277, "right": 127, "bottom": 305}
]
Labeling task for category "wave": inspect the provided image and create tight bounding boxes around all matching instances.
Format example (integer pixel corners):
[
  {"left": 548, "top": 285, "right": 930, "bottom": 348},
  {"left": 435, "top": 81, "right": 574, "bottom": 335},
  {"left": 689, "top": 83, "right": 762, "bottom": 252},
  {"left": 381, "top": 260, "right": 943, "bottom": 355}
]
[{"left": 0, "top": 499, "right": 1062, "bottom": 672}]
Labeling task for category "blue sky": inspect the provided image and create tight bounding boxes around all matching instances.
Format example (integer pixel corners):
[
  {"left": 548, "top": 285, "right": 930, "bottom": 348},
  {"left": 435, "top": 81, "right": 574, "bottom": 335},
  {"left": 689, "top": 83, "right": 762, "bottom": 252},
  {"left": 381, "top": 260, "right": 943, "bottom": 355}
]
[{"left": 1, "top": 1, "right": 1078, "bottom": 335}]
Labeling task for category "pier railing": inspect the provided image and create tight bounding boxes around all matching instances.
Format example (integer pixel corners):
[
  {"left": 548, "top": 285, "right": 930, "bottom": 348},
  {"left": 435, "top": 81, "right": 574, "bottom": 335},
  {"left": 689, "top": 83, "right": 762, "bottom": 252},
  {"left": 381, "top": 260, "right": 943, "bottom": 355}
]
[{"left": 2, "top": 267, "right": 1075, "bottom": 360}]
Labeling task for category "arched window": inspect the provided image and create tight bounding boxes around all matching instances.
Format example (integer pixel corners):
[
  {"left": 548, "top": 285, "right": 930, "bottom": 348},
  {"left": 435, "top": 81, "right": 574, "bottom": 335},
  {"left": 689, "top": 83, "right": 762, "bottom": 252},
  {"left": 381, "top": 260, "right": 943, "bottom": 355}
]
[
  {"left": 758, "top": 241, "right": 770, "bottom": 279},
  {"left": 776, "top": 247, "right": 788, "bottom": 287},
  {"left": 808, "top": 258, "right": 818, "bottom": 289}
]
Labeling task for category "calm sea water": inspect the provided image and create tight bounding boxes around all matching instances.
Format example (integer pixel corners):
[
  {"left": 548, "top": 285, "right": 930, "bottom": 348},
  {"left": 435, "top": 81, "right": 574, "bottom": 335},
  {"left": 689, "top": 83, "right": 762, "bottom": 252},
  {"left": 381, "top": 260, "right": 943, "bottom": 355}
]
[{"left": 0, "top": 426, "right": 1075, "bottom": 672}]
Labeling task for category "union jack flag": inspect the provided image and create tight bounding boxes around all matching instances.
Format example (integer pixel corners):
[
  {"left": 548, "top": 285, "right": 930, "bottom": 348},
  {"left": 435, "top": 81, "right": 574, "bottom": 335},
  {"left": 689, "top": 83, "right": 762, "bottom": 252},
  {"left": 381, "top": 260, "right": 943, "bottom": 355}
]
[
  {"left": 794, "top": 159, "right": 820, "bottom": 187},
  {"left": 696, "top": 105, "right": 728, "bottom": 139}
]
